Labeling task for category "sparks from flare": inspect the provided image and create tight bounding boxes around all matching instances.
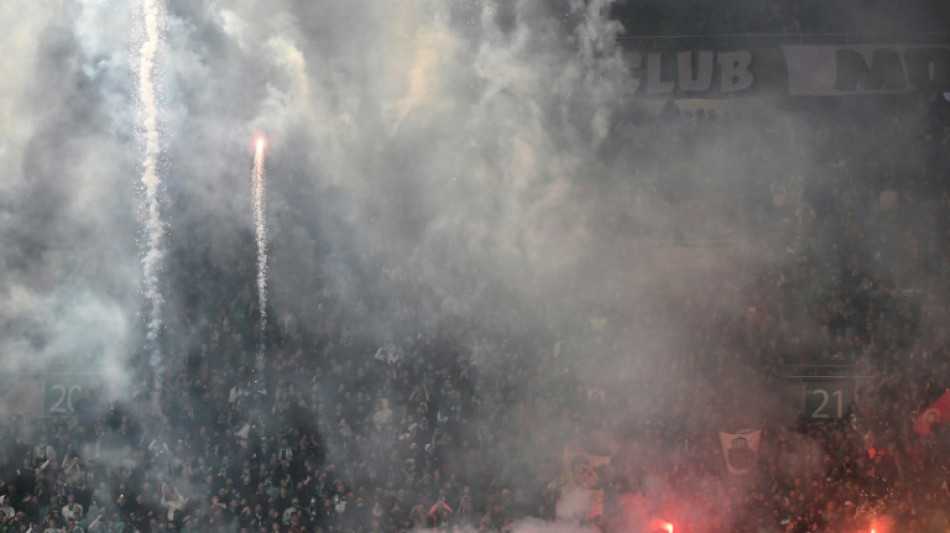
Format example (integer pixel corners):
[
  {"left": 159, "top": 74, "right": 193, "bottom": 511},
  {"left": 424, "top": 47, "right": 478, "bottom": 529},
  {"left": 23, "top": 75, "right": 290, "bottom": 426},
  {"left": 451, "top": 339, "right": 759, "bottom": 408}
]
[
  {"left": 251, "top": 137, "right": 269, "bottom": 393},
  {"left": 136, "top": 0, "right": 167, "bottom": 401}
]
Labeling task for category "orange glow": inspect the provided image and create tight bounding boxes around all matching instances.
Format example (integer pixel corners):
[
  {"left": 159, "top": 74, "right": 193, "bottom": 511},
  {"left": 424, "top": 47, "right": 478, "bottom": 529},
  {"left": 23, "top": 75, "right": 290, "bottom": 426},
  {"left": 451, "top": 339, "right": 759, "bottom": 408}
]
[
  {"left": 868, "top": 515, "right": 894, "bottom": 533},
  {"left": 651, "top": 518, "right": 674, "bottom": 533}
]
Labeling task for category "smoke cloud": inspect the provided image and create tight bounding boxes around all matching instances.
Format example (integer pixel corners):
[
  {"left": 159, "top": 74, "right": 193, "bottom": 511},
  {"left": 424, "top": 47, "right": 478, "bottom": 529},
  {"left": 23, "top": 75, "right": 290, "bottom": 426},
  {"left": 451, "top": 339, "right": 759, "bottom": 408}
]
[{"left": 2, "top": 0, "right": 948, "bottom": 532}]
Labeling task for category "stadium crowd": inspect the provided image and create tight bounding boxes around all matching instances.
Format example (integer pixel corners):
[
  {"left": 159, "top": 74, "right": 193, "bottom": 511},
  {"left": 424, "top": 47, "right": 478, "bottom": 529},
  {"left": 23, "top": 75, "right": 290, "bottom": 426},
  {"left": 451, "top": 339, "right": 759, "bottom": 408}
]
[{"left": 3, "top": 80, "right": 950, "bottom": 533}]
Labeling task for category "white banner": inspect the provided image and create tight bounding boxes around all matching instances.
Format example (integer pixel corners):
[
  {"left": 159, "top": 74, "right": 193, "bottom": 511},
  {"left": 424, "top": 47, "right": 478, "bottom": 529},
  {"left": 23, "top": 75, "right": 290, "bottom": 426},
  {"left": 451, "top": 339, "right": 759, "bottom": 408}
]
[
  {"left": 719, "top": 429, "right": 761, "bottom": 475},
  {"left": 783, "top": 44, "right": 950, "bottom": 96}
]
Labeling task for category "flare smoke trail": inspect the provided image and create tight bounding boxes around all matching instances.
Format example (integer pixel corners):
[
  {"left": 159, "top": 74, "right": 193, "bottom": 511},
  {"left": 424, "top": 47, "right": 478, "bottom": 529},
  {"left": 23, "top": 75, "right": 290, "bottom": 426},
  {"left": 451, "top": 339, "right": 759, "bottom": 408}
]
[
  {"left": 252, "top": 138, "right": 268, "bottom": 391},
  {"left": 136, "top": 0, "right": 166, "bottom": 399}
]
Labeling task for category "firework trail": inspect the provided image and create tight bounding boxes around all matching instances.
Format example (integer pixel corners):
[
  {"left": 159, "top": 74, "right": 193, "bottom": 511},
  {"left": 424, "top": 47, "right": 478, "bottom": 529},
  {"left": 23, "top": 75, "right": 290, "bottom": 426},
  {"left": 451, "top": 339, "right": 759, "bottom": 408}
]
[
  {"left": 252, "top": 138, "right": 269, "bottom": 394},
  {"left": 136, "top": 0, "right": 166, "bottom": 401}
]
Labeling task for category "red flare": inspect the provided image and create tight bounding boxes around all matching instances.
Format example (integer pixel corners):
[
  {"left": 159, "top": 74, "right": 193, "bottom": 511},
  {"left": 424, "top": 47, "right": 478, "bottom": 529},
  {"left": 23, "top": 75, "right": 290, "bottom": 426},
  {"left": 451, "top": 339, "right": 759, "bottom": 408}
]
[{"left": 651, "top": 518, "right": 674, "bottom": 533}]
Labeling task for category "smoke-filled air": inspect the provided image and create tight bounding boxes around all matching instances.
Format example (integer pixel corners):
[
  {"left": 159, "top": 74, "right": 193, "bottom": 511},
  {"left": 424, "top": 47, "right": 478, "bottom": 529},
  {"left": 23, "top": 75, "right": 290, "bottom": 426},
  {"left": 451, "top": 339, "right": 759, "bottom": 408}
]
[{"left": 2, "top": 1, "right": 950, "bottom": 533}]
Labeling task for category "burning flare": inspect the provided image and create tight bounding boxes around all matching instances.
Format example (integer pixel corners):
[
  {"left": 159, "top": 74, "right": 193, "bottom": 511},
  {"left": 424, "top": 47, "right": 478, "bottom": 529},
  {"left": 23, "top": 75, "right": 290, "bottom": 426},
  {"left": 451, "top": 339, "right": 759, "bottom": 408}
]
[{"left": 651, "top": 518, "right": 674, "bottom": 533}]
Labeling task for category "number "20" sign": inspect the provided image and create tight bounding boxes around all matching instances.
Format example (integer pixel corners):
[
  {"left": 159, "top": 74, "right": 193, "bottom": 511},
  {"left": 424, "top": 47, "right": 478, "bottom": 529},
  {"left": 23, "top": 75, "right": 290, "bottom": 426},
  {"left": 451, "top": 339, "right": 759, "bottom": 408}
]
[{"left": 44, "top": 383, "right": 84, "bottom": 415}]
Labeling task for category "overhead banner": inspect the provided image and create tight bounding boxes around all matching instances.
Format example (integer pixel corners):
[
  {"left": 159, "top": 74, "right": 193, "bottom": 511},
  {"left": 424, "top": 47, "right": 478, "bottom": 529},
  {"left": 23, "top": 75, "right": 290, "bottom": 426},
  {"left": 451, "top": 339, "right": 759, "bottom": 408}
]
[
  {"left": 783, "top": 45, "right": 950, "bottom": 95},
  {"left": 625, "top": 44, "right": 950, "bottom": 97}
]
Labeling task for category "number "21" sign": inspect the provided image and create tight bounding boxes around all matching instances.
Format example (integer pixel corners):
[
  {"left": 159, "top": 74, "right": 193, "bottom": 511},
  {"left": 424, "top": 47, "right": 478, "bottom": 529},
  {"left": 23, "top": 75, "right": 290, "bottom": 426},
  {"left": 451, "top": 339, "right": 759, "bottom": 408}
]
[{"left": 803, "top": 383, "right": 853, "bottom": 420}]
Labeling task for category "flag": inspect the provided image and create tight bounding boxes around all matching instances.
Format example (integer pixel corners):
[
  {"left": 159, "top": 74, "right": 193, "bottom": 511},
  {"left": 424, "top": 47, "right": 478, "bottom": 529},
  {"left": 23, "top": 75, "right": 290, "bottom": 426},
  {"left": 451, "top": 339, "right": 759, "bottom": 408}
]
[
  {"left": 914, "top": 390, "right": 950, "bottom": 436},
  {"left": 719, "top": 429, "right": 761, "bottom": 475},
  {"left": 563, "top": 450, "right": 611, "bottom": 489},
  {"left": 556, "top": 486, "right": 604, "bottom": 523},
  {"left": 558, "top": 450, "right": 611, "bottom": 522}
]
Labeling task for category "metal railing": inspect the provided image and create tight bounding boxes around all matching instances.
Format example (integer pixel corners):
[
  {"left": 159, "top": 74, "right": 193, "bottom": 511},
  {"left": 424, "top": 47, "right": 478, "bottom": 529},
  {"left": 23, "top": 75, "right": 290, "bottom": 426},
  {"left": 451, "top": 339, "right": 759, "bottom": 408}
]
[
  {"left": 783, "top": 360, "right": 873, "bottom": 382},
  {"left": 615, "top": 32, "right": 950, "bottom": 49}
]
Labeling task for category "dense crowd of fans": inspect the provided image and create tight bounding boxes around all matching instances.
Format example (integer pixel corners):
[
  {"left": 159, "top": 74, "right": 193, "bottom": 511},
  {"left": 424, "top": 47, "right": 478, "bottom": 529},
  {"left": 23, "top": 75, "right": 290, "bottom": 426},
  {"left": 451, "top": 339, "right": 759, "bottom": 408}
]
[{"left": 4, "top": 52, "right": 950, "bottom": 533}]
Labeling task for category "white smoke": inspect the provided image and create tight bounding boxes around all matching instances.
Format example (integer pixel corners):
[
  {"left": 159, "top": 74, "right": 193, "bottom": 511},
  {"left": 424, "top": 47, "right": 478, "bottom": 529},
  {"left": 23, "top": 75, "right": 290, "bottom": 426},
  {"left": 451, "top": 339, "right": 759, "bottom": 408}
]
[
  {"left": 135, "top": 0, "right": 167, "bottom": 396},
  {"left": 1, "top": 1, "right": 941, "bottom": 532}
]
